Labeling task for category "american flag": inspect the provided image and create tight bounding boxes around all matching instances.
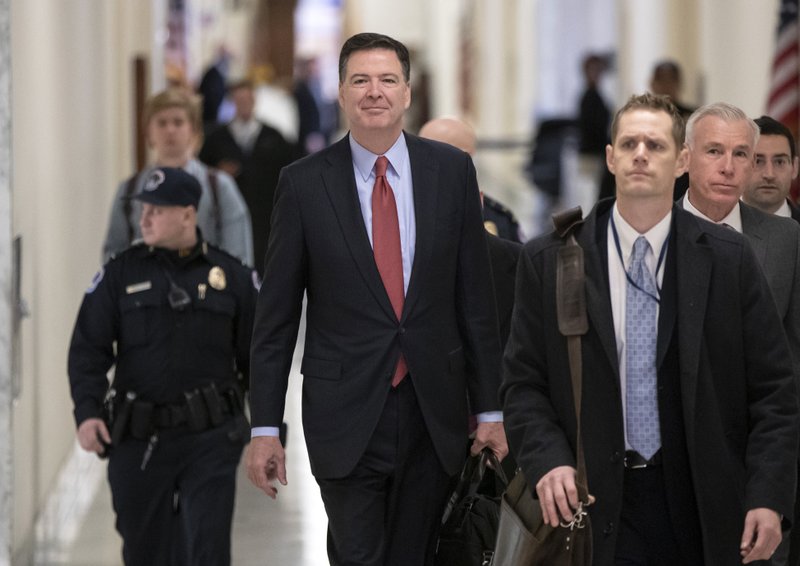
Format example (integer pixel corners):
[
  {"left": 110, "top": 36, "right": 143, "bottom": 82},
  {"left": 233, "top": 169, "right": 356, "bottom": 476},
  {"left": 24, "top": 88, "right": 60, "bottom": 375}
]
[{"left": 767, "top": 0, "right": 800, "bottom": 200}]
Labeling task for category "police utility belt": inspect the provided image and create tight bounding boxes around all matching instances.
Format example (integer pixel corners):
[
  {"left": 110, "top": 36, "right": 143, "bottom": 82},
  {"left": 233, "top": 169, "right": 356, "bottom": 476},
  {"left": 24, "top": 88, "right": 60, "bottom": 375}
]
[{"left": 104, "top": 382, "right": 244, "bottom": 445}]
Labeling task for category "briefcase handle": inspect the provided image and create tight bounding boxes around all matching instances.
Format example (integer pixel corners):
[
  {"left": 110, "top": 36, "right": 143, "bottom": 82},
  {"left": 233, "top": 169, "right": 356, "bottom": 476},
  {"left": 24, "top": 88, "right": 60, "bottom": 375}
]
[{"left": 440, "top": 449, "right": 507, "bottom": 525}]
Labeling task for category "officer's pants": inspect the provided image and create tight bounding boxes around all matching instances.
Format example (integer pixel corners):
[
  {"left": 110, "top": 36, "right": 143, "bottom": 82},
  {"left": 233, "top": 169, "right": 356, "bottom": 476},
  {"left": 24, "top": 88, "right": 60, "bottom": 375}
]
[{"left": 107, "top": 422, "right": 244, "bottom": 566}]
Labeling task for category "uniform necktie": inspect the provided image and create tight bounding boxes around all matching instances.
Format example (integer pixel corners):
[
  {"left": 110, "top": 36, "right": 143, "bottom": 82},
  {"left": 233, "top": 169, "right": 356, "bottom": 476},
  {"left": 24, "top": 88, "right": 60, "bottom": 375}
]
[
  {"left": 372, "top": 156, "right": 407, "bottom": 387},
  {"left": 625, "top": 236, "right": 661, "bottom": 459}
]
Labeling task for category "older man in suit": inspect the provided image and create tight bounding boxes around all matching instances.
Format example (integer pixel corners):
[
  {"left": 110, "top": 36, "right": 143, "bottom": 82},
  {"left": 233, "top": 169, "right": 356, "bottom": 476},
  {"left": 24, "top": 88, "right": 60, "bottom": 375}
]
[
  {"left": 681, "top": 103, "right": 800, "bottom": 566},
  {"left": 502, "top": 93, "right": 797, "bottom": 565},
  {"left": 245, "top": 33, "right": 507, "bottom": 566}
]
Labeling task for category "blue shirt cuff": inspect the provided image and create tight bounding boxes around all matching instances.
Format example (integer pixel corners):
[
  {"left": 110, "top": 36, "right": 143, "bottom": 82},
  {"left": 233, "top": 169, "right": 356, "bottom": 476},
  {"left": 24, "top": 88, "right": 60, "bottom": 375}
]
[
  {"left": 475, "top": 411, "right": 503, "bottom": 423},
  {"left": 251, "top": 426, "right": 280, "bottom": 438}
]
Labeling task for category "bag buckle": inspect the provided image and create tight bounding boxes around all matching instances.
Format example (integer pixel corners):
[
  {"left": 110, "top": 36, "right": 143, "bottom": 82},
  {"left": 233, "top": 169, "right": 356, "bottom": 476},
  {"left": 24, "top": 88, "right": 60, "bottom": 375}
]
[{"left": 559, "top": 501, "right": 589, "bottom": 530}]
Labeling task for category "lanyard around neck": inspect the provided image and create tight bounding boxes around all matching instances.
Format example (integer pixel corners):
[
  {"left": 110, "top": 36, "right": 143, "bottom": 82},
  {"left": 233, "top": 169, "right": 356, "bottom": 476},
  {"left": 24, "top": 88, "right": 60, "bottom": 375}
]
[{"left": 610, "top": 214, "right": 669, "bottom": 303}]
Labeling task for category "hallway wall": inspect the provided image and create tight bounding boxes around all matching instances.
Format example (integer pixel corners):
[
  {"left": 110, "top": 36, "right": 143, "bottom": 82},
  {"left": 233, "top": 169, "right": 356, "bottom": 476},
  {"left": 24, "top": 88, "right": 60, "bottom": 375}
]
[
  {"left": 0, "top": 0, "right": 790, "bottom": 562},
  {"left": 9, "top": 1, "right": 152, "bottom": 561}
]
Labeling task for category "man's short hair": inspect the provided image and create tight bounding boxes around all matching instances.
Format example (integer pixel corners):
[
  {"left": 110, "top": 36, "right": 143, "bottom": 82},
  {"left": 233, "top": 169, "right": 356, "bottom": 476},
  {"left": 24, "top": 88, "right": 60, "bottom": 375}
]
[
  {"left": 143, "top": 88, "right": 202, "bottom": 134},
  {"left": 754, "top": 115, "right": 797, "bottom": 159},
  {"left": 685, "top": 102, "right": 759, "bottom": 149},
  {"left": 610, "top": 93, "right": 685, "bottom": 149},
  {"left": 338, "top": 33, "right": 411, "bottom": 84}
]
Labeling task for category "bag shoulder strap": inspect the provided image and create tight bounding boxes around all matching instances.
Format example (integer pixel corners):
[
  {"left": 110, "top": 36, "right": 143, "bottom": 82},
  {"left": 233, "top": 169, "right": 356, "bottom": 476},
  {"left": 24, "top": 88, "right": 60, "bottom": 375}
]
[
  {"left": 552, "top": 206, "right": 590, "bottom": 503},
  {"left": 122, "top": 172, "right": 141, "bottom": 244},
  {"left": 207, "top": 168, "right": 222, "bottom": 239}
]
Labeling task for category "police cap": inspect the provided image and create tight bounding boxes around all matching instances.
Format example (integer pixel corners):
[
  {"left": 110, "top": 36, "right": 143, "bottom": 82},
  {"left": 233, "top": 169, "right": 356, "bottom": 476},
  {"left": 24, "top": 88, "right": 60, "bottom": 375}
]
[{"left": 131, "top": 167, "right": 201, "bottom": 209}]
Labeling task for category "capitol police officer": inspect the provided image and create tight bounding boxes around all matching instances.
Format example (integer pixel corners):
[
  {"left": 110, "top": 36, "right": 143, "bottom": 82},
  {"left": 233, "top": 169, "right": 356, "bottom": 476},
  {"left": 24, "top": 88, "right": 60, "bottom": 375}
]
[{"left": 68, "top": 167, "right": 258, "bottom": 566}]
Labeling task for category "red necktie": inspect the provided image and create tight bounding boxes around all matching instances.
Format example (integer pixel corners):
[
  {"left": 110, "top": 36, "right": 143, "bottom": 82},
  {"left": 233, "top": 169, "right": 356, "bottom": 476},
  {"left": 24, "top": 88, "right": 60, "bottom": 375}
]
[{"left": 372, "top": 156, "right": 408, "bottom": 387}]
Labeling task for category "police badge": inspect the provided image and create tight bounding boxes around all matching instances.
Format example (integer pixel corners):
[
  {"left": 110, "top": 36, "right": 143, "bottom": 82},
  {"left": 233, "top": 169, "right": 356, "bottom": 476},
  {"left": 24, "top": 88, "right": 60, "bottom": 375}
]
[{"left": 208, "top": 266, "right": 227, "bottom": 290}]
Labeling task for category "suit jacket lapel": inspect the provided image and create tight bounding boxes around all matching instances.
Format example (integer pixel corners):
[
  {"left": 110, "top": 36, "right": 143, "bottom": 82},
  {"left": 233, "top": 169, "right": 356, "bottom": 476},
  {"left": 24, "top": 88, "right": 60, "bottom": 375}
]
[
  {"left": 581, "top": 203, "right": 619, "bottom": 379},
  {"left": 322, "top": 136, "right": 397, "bottom": 320},
  {"left": 656, "top": 218, "right": 677, "bottom": 368},
  {"left": 740, "top": 203, "right": 767, "bottom": 265},
  {"left": 402, "top": 133, "right": 437, "bottom": 320},
  {"left": 675, "top": 209, "right": 713, "bottom": 420}
]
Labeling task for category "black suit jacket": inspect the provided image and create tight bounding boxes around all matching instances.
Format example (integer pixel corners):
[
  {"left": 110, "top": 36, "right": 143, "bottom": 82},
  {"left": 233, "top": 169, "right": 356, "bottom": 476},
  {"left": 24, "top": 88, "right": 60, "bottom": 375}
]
[
  {"left": 199, "top": 122, "right": 296, "bottom": 273},
  {"left": 502, "top": 199, "right": 798, "bottom": 565},
  {"left": 789, "top": 199, "right": 800, "bottom": 223},
  {"left": 486, "top": 234, "right": 521, "bottom": 347},
  {"left": 250, "top": 133, "right": 502, "bottom": 479}
]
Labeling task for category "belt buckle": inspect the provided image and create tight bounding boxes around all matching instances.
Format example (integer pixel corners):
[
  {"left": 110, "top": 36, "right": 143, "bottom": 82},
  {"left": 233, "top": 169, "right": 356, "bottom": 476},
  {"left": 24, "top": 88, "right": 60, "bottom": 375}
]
[{"left": 624, "top": 451, "right": 651, "bottom": 469}]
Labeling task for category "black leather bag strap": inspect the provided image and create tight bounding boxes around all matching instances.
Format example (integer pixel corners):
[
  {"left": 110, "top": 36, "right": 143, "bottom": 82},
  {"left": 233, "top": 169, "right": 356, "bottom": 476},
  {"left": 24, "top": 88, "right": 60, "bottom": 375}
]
[
  {"left": 123, "top": 171, "right": 140, "bottom": 244},
  {"left": 207, "top": 168, "right": 222, "bottom": 239},
  {"left": 552, "top": 206, "right": 590, "bottom": 504}
]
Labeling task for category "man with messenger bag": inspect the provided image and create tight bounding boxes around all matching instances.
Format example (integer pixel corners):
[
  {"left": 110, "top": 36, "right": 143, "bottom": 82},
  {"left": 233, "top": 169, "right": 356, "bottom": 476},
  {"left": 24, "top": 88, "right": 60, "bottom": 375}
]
[
  {"left": 501, "top": 94, "right": 798, "bottom": 565},
  {"left": 68, "top": 167, "right": 258, "bottom": 566}
]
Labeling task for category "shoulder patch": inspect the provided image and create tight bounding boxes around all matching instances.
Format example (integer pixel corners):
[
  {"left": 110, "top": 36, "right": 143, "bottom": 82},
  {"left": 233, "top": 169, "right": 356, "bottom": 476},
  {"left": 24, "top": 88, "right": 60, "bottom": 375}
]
[{"left": 86, "top": 267, "right": 105, "bottom": 294}]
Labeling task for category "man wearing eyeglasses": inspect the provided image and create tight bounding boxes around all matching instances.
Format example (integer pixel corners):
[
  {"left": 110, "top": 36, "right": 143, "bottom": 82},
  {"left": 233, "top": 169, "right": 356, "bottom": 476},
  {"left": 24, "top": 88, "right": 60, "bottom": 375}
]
[
  {"left": 68, "top": 167, "right": 258, "bottom": 566},
  {"left": 743, "top": 115, "right": 800, "bottom": 221}
]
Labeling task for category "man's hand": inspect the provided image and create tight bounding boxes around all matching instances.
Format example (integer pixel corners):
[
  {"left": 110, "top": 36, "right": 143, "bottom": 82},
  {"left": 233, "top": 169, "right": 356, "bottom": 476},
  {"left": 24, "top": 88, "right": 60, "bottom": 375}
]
[
  {"left": 536, "top": 465, "right": 579, "bottom": 527},
  {"left": 740, "top": 507, "right": 782, "bottom": 563},
  {"left": 470, "top": 421, "right": 508, "bottom": 461},
  {"left": 246, "top": 436, "right": 287, "bottom": 499},
  {"left": 76, "top": 418, "right": 111, "bottom": 455}
]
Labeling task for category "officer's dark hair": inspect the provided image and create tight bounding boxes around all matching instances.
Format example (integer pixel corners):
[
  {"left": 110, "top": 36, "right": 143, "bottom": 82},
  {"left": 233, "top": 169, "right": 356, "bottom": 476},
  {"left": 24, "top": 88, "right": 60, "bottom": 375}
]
[
  {"left": 755, "top": 115, "right": 797, "bottom": 159},
  {"left": 610, "top": 93, "right": 685, "bottom": 150},
  {"left": 338, "top": 33, "right": 410, "bottom": 84}
]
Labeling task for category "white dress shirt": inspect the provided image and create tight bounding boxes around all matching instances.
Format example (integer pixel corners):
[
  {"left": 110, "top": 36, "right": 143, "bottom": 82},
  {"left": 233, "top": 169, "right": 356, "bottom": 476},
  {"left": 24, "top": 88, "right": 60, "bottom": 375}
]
[{"left": 607, "top": 204, "right": 671, "bottom": 449}]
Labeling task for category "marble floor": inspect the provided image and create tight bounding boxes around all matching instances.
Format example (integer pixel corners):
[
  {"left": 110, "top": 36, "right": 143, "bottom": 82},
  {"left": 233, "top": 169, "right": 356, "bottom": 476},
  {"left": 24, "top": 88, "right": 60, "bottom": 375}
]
[{"left": 40, "top": 147, "right": 567, "bottom": 566}]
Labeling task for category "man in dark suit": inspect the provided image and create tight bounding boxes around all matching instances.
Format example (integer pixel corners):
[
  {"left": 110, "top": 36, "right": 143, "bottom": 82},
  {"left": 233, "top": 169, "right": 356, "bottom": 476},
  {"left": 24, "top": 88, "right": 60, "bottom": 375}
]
[
  {"left": 502, "top": 93, "right": 798, "bottom": 565},
  {"left": 417, "top": 116, "right": 522, "bottom": 345},
  {"left": 199, "top": 79, "right": 296, "bottom": 274},
  {"left": 245, "top": 33, "right": 507, "bottom": 566},
  {"left": 743, "top": 115, "right": 800, "bottom": 222},
  {"left": 681, "top": 104, "right": 800, "bottom": 566}
]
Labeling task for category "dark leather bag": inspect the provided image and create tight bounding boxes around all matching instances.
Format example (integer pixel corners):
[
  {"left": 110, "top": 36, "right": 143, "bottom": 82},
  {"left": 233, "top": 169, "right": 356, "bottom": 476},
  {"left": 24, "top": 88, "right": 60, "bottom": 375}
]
[
  {"left": 435, "top": 449, "right": 508, "bottom": 566},
  {"left": 492, "top": 207, "right": 593, "bottom": 566}
]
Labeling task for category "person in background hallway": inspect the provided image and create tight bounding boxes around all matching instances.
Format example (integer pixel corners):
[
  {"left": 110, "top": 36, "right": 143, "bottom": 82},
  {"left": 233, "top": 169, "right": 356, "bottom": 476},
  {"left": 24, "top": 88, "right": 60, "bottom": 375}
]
[
  {"left": 578, "top": 54, "right": 615, "bottom": 204},
  {"left": 578, "top": 54, "right": 611, "bottom": 159},
  {"left": 418, "top": 117, "right": 524, "bottom": 243},
  {"left": 246, "top": 33, "right": 507, "bottom": 566},
  {"left": 199, "top": 79, "right": 297, "bottom": 274},
  {"left": 418, "top": 116, "right": 523, "bottom": 345},
  {"left": 743, "top": 115, "right": 800, "bottom": 222},
  {"left": 649, "top": 60, "right": 696, "bottom": 120},
  {"left": 102, "top": 88, "right": 253, "bottom": 267},
  {"left": 502, "top": 93, "right": 798, "bottom": 565},
  {"left": 198, "top": 46, "right": 231, "bottom": 134},
  {"left": 681, "top": 103, "right": 800, "bottom": 566},
  {"left": 293, "top": 57, "right": 328, "bottom": 155},
  {"left": 68, "top": 168, "right": 257, "bottom": 566},
  {"left": 649, "top": 59, "right": 695, "bottom": 201}
]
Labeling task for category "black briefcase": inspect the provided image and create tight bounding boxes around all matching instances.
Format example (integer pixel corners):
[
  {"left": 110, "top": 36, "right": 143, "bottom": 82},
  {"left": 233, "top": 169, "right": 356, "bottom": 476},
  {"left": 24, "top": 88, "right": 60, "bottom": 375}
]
[{"left": 435, "top": 448, "right": 508, "bottom": 566}]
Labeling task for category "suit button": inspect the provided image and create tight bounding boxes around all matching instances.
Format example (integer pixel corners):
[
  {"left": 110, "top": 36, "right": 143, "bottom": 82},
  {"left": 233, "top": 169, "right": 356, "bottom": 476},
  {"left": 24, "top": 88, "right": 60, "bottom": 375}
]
[
  {"left": 603, "top": 522, "right": 614, "bottom": 536},
  {"left": 610, "top": 451, "right": 621, "bottom": 463},
  {"left": 399, "top": 327, "right": 406, "bottom": 334}
]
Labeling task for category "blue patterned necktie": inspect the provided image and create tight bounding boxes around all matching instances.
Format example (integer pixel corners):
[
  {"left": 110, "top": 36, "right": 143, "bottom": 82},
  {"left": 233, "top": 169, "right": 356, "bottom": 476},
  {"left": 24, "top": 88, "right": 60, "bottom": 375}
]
[{"left": 625, "top": 236, "right": 661, "bottom": 459}]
